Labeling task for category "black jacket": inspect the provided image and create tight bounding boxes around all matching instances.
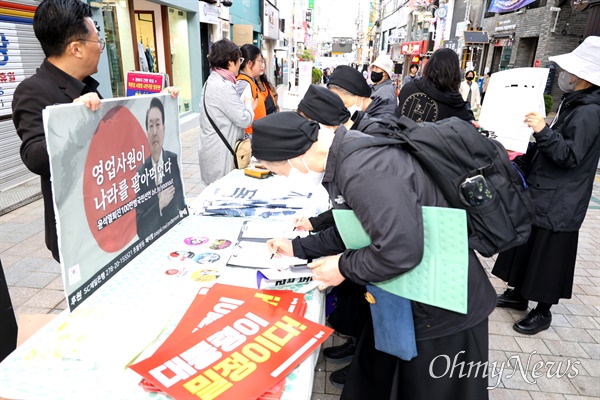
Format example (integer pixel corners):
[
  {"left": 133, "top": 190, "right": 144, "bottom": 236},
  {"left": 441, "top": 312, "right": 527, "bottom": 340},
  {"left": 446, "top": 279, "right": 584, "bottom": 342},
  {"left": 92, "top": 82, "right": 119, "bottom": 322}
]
[
  {"left": 397, "top": 78, "right": 474, "bottom": 123},
  {"left": 294, "top": 126, "right": 496, "bottom": 341},
  {"left": 513, "top": 86, "right": 600, "bottom": 231},
  {"left": 12, "top": 60, "right": 101, "bottom": 261},
  {"left": 308, "top": 97, "right": 399, "bottom": 232},
  {"left": 370, "top": 79, "right": 398, "bottom": 106}
]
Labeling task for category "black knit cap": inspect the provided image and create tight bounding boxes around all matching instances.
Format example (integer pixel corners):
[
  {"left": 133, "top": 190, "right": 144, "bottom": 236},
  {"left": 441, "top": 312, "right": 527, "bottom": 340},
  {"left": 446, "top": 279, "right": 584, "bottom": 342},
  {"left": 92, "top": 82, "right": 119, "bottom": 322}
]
[
  {"left": 252, "top": 112, "right": 320, "bottom": 161},
  {"left": 297, "top": 84, "right": 351, "bottom": 126},
  {"left": 328, "top": 65, "right": 372, "bottom": 97}
]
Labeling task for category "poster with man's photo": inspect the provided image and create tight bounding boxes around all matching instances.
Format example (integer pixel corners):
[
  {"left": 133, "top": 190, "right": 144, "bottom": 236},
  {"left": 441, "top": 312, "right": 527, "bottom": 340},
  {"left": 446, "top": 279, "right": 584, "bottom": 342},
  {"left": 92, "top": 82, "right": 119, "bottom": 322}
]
[{"left": 43, "top": 94, "right": 188, "bottom": 310}]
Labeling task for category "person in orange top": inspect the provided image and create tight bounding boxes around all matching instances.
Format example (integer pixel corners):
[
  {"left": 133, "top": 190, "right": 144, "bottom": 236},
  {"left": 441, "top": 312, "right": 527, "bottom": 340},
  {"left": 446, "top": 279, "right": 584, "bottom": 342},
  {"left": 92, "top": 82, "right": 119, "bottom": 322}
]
[{"left": 236, "top": 44, "right": 267, "bottom": 135}]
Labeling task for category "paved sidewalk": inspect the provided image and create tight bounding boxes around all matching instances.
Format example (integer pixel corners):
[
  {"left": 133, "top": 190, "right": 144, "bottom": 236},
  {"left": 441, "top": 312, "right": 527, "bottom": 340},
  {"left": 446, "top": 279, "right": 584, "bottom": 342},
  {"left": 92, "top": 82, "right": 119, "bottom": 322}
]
[{"left": 1, "top": 124, "right": 599, "bottom": 399}]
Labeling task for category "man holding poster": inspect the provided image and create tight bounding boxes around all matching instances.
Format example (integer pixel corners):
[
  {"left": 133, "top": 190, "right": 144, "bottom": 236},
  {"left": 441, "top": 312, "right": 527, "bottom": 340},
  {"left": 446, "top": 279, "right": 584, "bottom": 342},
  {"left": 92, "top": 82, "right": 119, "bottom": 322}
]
[
  {"left": 12, "top": 0, "right": 103, "bottom": 262},
  {"left": 135, "top": 97, "right": 187, "bottom": 240}
]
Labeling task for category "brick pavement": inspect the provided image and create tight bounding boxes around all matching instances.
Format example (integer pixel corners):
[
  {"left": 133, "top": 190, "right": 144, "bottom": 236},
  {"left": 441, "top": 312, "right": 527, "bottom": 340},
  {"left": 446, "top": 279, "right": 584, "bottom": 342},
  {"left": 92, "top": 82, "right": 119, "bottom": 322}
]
[{"left": 1, "top": 124, "right": 598, "bottom": 399}]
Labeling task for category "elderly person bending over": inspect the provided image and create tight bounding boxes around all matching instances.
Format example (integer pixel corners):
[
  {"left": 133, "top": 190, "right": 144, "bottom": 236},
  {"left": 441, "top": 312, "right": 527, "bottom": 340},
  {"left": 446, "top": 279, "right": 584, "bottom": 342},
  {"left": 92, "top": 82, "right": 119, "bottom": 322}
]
[
  {"left": 198, "top": 39, "right": 257, "bottom": 186},
  {"left": 253, "top": 112, "right": 496, "bottom": 400}
]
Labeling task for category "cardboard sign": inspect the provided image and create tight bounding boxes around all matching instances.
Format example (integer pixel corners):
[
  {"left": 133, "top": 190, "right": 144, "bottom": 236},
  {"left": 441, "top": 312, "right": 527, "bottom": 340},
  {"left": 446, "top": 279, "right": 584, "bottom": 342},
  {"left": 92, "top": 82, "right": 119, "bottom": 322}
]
[{"left": 130, "top": 298, "right": 332, "bottom": 400}]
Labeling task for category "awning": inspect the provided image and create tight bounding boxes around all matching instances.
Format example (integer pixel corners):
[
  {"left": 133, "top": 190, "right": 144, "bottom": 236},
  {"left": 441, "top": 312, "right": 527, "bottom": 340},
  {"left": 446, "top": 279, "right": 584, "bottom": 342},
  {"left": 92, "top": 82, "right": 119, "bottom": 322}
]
[{"left": 464, "top": 31, "right": 489, "bottom": 44}]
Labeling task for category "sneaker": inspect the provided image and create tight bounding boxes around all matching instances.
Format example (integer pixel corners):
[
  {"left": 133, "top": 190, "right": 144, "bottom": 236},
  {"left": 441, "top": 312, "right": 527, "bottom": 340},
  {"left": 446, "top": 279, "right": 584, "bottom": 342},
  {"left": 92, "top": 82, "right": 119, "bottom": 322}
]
[
  {"left": 513, "top": 309, "right": 552, "bottom": 335},
  {"left": 496, "top": 288, "right": 528, "bottom": 311},
  {"left": 323, "top": 337, "right": 355, "bottom": 364},
  {"left": 329, "top": 365, "right": 350, "bottom": 389}
]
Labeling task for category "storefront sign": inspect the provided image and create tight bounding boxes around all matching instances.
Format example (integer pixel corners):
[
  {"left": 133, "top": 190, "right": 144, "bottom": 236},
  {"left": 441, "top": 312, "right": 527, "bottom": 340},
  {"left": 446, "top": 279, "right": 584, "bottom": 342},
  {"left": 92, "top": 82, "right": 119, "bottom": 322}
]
[
  {"left": 199, "top": 3, "right": 219, "bottom": 25},
  {"left": 43, "top": 95, "right": 188, "bottom": 309},
  {"left": 232, "top": 24, "right": 253, "bottom": 46},
  {"left": 464, "top": 31, "right": 489, "bottom": 43},
  {"left": 493, "top": 37, "right": 514, "bottom": 47},
  {"left": 263, "top": 1, "right": 279, "bottom": 40},
  {"left": 495, "top": 24, "right": 516, "bottom": 31},
  {"left": 125, "top": 71, "right": 166, "bottom": 96},
  {"left": 442, "top": 39, "right": 460, "bottom": 54},
  {"left": 400, "top": 40, "right": 426, "bottom": 55}
]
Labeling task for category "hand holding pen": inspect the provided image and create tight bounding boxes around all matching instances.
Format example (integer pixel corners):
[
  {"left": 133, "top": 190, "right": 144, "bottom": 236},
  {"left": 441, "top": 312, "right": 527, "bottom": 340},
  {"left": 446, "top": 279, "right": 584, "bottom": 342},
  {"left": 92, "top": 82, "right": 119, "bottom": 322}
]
[
  {"left": 266, "top": 238, "right": 294, "bottom": 259},
  {"left": 292, "top": 216, "right": 314, "bottom": 232}
]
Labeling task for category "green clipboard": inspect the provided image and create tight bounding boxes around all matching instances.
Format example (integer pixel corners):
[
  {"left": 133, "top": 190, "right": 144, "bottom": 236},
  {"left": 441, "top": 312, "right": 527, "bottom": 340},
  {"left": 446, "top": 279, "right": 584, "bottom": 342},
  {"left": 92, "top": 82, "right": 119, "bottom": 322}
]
[{"left": 332, "top": 207, "right": 469, "bottom": 314}]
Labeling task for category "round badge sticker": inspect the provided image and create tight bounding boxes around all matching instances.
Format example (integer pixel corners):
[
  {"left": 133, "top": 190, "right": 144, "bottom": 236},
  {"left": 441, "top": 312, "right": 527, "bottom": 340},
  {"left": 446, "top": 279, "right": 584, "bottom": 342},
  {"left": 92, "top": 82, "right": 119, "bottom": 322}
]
[
  {"left": 208, "top": 239, "right": 232, "bottom": 250},
  {"left": 194, "top": 252, "right": 221, "bottom": 264},
  {"left": 165, "top": 269, "right": 180, "bottom": 275},
  {"left": 191, "top": 270, "right": 219, "bottom": 282},
  {"left": 168, "top": 251, "right": 195, "bottom": 261},
  {"left": 184, "top": 236, "right": 209, "bottom": 246}
]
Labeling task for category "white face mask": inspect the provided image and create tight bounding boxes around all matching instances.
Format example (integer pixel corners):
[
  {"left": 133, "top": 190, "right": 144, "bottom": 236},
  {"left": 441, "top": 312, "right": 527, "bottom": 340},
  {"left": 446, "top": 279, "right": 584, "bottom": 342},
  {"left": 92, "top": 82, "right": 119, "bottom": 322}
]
[
  {"left": 558, "top": 70, "right": 578, "bottom": 93},
  {"left": 347, "top": 96, "right": 364, "bottom": 116},
  {"left": 287, "top": 158, "right": 324, "bottom": 189}
]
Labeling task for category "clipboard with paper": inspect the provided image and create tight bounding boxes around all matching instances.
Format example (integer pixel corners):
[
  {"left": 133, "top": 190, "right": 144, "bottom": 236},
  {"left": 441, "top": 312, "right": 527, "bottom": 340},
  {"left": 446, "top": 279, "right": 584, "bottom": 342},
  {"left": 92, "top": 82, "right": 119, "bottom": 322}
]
[
  {"left": 226, "top": 220, "right": 308, "bottom": 269},
  {"left": 333, "top": 206, "right": 469, "bottom": 314}
]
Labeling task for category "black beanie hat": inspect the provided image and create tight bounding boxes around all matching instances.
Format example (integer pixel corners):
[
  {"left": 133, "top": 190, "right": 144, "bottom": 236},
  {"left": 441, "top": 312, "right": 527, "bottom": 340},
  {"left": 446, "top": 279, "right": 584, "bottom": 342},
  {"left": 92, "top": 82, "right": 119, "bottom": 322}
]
[
  {"left": 252, "top": 112, "right": 320, "bottom": 161},
  {"left": 328, "top": 65, "right": 372, "bottom": 97},
  {"left": 297, "top": 84, "right": 351, "bottom": 126}
]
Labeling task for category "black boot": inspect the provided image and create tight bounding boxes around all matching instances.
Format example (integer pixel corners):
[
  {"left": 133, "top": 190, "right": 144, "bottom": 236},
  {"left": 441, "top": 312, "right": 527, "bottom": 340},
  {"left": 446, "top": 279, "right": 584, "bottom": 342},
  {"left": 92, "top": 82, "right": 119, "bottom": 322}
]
[
  {"left": 329, "top": 364, "right": 350, "bottom": 389},
  {"left": 513, "top": 309, "right": 552, "bottom": 335},
  {"left": 496, "top": 288, "right": 528, "bottom": 311},
  {"left": 323, "top": 337, "right": 355, "bottom": 364}
]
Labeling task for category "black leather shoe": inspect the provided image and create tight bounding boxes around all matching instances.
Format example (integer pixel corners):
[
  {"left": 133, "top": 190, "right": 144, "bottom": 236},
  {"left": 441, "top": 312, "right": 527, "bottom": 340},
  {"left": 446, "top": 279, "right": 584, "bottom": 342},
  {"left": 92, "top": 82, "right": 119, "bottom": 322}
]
[
  {"left": 496, "top": 288, "right": 528, "bottom": 311},
  {"left": 323, "top": 337, "right": 355, "bottom": 364},
  {"left": 329, "top": 364, "right": 350, "bottom": 389},
  {"left": 513, "top": 309, "right": 552, "bottom": 335}
]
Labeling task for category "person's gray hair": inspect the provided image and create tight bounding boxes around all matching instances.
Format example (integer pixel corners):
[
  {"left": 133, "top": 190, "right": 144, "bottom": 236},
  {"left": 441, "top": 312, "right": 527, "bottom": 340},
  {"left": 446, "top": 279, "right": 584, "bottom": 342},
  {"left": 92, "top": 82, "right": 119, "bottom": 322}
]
[{"left": 327, "top": 84, "right": 355, "bottom": 97}]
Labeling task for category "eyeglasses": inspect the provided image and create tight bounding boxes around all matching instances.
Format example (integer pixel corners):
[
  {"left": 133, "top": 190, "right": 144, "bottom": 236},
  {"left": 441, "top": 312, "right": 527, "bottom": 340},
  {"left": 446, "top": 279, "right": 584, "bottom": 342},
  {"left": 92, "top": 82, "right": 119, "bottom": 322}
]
[
  {"left": 80, "top": 37, "right": 106, "bottom": 51},
  {"left": 238, "top": 57, "right": 245, "bottom": 64},
  {"left": 256, "top": 58, "right": 265, "bottom": 64}
]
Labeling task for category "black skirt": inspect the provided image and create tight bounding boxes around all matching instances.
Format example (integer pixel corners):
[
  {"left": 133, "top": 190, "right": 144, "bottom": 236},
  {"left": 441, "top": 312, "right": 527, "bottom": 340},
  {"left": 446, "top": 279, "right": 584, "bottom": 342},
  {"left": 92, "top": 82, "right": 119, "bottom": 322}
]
[
  {"left": 492, "top": 225, "right": 579, "bottom": 304},
  {"left": 341, "top": 318, "right": 489, "bottom": 400}
]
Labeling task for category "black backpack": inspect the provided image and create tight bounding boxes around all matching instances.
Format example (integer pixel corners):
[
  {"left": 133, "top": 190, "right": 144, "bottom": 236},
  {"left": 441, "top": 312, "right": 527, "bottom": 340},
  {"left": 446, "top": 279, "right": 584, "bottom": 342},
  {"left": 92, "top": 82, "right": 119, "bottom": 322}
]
[{"left": 337, "top": 116, "right": 533, "bottom": 257}]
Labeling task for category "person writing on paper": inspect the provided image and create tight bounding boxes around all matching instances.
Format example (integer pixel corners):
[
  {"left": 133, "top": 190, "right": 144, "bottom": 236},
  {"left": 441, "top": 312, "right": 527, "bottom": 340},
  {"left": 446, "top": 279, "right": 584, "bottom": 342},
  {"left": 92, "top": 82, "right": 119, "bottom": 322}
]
[
  {"left": 252, "top": 112, "right": 496, "bottom": 399},
  {"left": 493, "top": 36, "right": 600, "bottom": 335},
  {"left": 198, "top": 39, "right": 257, "bottom": 186},
  {"left": 135, "top": 97, "right": 186, "bottom": 240},
  {"left": 12, "top": 0, "right": 105, "bottom": 262}
]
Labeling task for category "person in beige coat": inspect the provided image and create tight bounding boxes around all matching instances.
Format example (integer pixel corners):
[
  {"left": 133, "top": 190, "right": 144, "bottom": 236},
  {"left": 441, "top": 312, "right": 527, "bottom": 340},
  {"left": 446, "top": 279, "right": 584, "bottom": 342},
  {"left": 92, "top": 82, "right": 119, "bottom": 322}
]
[{"left": 459, "top": 70, "right": 481, "bottom": 117}]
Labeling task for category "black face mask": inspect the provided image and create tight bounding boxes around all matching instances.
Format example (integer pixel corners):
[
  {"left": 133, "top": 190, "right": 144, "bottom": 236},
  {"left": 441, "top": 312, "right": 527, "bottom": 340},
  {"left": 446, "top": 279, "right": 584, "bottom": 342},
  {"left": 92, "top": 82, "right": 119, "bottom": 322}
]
[
  {"left": 371, "top": 71, "right": 384, "bottom": 83},
  {"left": 466, "top": 76, "right": 474, "bottom": 81}
]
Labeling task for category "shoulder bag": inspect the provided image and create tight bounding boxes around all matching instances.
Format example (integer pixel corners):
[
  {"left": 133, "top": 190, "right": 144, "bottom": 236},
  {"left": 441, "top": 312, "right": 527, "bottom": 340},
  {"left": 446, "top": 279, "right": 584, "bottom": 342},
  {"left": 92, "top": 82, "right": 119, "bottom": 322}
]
[{"left": 202, "top": 90, "right": 251, "bottom": 169}]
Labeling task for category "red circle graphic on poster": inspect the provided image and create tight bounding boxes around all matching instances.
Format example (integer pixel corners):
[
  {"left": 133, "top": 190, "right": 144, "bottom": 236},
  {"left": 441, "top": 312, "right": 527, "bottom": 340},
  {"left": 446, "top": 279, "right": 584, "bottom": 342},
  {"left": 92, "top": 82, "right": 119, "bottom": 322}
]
[{"left": 83, "top": 106, "right": 148, "bottom": 252}]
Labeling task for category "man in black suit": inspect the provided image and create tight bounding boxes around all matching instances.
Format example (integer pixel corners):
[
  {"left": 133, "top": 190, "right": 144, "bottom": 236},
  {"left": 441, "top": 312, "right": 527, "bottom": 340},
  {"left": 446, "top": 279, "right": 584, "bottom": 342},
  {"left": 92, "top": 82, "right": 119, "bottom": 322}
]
[
  {"left": 12, "top": 0, "right": 103, "bottom": 262},
  {"left": 135, "top": 97, "right": 186, "bottom": 240}
]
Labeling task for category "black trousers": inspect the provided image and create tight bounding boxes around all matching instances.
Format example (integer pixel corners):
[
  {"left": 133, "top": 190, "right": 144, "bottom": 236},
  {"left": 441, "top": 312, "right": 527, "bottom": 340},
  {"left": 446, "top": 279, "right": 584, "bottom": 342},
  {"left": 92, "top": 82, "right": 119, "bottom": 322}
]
[
  {"left": 0, "top": 259, "right": 18, "bottom": 362},
  {"left": 327, "top": 279, "right": 371, "bottom": 338},
  {"left": 342, "top": 318, "right": 489, "bottom": 400}
]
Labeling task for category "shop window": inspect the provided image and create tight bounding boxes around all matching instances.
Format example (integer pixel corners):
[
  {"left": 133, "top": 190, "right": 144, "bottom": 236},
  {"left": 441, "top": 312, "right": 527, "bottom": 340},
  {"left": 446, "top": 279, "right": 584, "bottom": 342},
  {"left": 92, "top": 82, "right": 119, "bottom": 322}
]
[
  {"left": 135, "top": 11, "right": 158, "bottom": 73},
  {"left": 168, "top": 8, "right": 192, "bottom": 113},
  {"left": 102, "top": 1, "right": 135, "bottom": 98}
]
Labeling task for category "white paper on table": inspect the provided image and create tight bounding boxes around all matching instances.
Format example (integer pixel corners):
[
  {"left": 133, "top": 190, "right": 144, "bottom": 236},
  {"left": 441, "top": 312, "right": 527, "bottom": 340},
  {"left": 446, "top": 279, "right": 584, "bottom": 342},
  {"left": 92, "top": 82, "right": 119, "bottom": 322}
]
[
  {"left": 478, "top": 67, "right": 549, "bottom": 153},
  {"left": 227, "top": 240, "right": 307, "bottom": 269},
  {"left": 256, "top": 267, "right": 317, "bottom": 289},
  {"left": 241, "top": 220, "right": 309, "bottom": 240}
]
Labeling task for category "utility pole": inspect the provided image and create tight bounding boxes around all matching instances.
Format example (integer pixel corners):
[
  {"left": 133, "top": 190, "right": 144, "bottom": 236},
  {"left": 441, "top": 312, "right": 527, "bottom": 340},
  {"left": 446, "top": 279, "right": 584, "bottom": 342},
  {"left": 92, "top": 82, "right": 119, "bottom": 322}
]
[{"left": 373, "top": 0, "right": 384, "bottom": 62}]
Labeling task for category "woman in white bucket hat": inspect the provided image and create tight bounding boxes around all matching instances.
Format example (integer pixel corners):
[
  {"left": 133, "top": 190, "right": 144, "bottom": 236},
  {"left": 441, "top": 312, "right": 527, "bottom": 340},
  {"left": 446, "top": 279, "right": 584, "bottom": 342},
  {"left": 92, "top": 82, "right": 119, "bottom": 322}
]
[{"left": 493, "top": 35, "right": 600, "bottom": 335}]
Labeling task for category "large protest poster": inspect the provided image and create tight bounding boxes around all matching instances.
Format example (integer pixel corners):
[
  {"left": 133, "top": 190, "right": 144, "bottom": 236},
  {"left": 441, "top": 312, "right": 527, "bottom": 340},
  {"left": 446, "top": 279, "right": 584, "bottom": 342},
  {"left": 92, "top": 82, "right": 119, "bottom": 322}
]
[{"left": 43, "top": 94, "right": 188, "bottom": 310}]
